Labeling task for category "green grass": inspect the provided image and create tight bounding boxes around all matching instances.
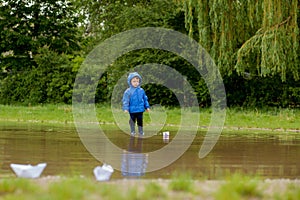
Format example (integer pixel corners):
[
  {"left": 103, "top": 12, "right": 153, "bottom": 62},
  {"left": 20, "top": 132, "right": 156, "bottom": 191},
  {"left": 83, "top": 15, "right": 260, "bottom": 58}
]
[
  {"left": 0, "top": 104, "right": 73, "bottom": 125},
  {"left": 0, "top": 178, "right": 41, "bottom": 200},
  {"left": 0, "top": 104, "right": 299, "bottom": 132},
  {"left": 214, "top": 173, "right": 262, "bottom": 200},
  {"left": 168, "top": 171, "right": 194, "bottom": 193},
  {"left": 278, "top": 183, "right": 300, "bottom": 200},
  {"left": 46, "top": 177, "right": 100, "bottom": 200},
  {"left": 0, "top": 178, "right": 38, "bottom": 194},
  {"left": 1, "top": 174, "right": 300, "bottom": 200},
  {"left": 142, "top": 182, "right": 168, "bottom": 200},
  {"left": 225, "top": 107, "right": 300, "bottom": 130}
]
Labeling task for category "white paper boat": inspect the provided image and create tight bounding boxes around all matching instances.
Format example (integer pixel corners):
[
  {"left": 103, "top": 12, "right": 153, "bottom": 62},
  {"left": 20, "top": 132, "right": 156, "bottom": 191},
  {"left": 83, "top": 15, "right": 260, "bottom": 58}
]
[
  {"left": 163, "top": 131, "right": 170, "bottom": 143},
  {"left": 10, "top": 163, "right": 47, "bottom": 178},
  {"left": 93, "top": 164, "right": 114, "bottom": 181}
]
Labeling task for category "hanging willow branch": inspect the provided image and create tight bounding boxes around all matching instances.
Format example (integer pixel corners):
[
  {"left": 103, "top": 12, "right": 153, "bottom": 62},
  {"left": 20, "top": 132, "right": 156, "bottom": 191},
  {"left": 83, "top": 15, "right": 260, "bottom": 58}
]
[
  {"left": 236, "top": 0, "right": 299, "bottom": 81},
  {"left": 177, "top": 0, "right": 299, "bottom": 81}
]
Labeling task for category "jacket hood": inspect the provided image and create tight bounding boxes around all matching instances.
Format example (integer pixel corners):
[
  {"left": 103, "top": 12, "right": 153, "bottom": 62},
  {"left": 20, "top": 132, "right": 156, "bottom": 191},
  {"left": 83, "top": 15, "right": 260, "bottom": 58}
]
[{"left": 127, "top": 72, "right": 142, "bottom": 87}]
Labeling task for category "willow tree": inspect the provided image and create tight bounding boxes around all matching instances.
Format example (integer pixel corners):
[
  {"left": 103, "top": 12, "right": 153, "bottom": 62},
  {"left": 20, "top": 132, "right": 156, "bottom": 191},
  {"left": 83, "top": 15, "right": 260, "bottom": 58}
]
[{"left": 177, "top": 0, "right": 299, "bottom": 81}]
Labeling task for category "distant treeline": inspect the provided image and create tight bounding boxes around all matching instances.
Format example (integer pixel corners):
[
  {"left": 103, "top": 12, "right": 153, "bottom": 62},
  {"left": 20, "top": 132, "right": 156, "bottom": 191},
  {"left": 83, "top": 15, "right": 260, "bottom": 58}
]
[{"left": 0, "top": 0, "right": 299, "bottom": 108}]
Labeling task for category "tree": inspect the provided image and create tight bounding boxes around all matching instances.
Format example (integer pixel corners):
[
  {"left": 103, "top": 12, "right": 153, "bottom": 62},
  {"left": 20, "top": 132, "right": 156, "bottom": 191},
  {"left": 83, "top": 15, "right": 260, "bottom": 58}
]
[
  {"left": 177, "top": 0, "right": 299, "bottom": 81},
  {"left": 0, "top": 0, "right": 82, "bottom": 71},
  {"left": 0, "top": 0, "right": 87, "bottom": 104},
  {"left": 75, "top": 0, "right": 207, "bottom": 106}
]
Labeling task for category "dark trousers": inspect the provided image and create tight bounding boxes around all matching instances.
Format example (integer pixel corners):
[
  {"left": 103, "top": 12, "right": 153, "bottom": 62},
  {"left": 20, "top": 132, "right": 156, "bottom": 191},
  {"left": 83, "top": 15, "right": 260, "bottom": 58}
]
[{"left": 129, "top": 112, "right": 143, "bottom": 133}]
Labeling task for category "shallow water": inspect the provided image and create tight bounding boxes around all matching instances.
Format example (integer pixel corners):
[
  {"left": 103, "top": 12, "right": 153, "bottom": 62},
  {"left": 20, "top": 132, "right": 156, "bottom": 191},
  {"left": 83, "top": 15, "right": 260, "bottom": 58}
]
[{"left": 1, "top": 122, "right": 300, "bottom": 179}]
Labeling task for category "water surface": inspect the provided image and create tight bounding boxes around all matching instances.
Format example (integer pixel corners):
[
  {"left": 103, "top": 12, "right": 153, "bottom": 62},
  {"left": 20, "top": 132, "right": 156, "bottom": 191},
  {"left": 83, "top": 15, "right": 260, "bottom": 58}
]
[{"left": 1, "top": 123, "right": 300, "bottom": 179}]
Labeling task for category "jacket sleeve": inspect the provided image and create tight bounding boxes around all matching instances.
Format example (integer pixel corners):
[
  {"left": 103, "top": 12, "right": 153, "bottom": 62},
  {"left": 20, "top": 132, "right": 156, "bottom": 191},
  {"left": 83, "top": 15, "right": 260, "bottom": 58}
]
[
  {"left": 122, "top": 89, "right": 130, "bottom": 111},
  {"left": 143, "top": 91, "right": 150, "bottom": 109}
]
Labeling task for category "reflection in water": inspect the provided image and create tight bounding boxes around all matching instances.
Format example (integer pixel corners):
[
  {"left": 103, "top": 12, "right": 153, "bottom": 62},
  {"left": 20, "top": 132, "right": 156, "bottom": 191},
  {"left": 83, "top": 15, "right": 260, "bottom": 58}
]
[
  {"left": 1, "top": 124, "right": 300, "bottom": 179},
  {"left": 121, "top": 136, "right": 148, "bottom": 177},
  {"left": 0, "top": 124, "right": 100, "bottom": 177}
]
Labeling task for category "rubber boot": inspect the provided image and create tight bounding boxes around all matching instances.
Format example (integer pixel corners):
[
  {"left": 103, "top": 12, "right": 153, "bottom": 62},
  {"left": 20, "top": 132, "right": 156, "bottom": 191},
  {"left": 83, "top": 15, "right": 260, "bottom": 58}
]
[
  {"left": 129, "top": 119, "right": 135, "bottom": 135},
  {"left": 138, "top": 126, "right": 144, "bottom": 136}
]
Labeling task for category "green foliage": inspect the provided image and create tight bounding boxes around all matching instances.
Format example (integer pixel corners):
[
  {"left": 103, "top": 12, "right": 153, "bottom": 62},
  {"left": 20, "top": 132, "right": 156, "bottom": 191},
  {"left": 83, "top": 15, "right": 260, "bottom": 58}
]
[
  {"left": 169, "top": 172, "right": 194, "bottom": 192},
  {"left": 0, "top": 178, "right": 36, "bottom": 193},
  {"left": 0, "top": 0, "right": 92, "bottom": 105},
  {"left": 224, "top": 72, "right": 300, "bottom": 107},
  {"left": 179, "top": 0, "right": 299, "bottom": 81},
  {"left": 82, "top": 0, "right": 182, "bottom": 38},
  {"left": 0, "top": 0, "right": 83, "bottom": 71},
  {"left": 1, "top": 176, "right": 300, "bottom": 199},
  {"left": 0, "top": 47, "right": 76, "bottom": 104},
  {"left": 236, "top": 6, "right": 299, "bottom": 82},
  {"left": 47, "top": 177, "right": 99, "bottom": 200},
  {"left": 89, "top": 0, "right": 207, "bottom": 106},
  {"left": 0, "top": 0, "right": 299, "bottom": 107},
  {"left": 0, "top": 178, "right": 39, "bottom": 199},
  {"left": 87, "top": 0, "right": 211, "bottom": 107},
  {"left": 215, "top": 173, "right": 262, "bottom": 200},
  {"left": 97, "top": 0, "right": 299, "bottom": 107},
  {"left": 278, "top": 184, "right": 300, "bottom": 200},
  {"left": 141, "top": 182, "right": 168, "bottom": 200}
]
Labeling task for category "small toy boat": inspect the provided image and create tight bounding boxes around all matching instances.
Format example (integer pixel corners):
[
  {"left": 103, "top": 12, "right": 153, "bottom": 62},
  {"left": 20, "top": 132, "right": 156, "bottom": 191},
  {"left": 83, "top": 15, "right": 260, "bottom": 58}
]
[
  {"left": 10, "top": 163, "right": 47, "bottom": 178},
  {"left": 93, "top": 164, "right": 114, "bottom": 181}
]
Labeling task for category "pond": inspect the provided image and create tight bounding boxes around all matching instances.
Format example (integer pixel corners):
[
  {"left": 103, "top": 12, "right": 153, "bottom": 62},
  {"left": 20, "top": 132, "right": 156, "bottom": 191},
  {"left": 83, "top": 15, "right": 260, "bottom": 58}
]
[{"left": 1, "top": 122, "right": 300, "bottom": 179}]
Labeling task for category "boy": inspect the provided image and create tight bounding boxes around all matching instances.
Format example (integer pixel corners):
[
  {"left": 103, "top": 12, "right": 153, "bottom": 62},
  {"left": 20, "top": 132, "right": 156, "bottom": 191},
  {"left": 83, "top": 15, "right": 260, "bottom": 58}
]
[{"left": 122, "top": 72, "right": 150, "bottom": 136}]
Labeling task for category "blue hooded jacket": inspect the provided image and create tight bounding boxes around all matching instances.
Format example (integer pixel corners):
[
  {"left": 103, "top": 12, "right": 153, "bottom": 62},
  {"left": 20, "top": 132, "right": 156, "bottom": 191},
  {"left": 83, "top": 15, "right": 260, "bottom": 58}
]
[{"left": 122, "top": 72, "right": 150, "bottom": 113}]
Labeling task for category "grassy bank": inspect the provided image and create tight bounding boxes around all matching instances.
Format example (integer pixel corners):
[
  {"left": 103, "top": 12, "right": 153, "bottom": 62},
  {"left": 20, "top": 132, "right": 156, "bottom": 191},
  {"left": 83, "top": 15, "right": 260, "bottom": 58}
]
[
  {"left": 0, "top": 104, "right": 299, "bottom": 132},
  {"left": 0, "top": 173, "right": 300, "bottom": 200}
]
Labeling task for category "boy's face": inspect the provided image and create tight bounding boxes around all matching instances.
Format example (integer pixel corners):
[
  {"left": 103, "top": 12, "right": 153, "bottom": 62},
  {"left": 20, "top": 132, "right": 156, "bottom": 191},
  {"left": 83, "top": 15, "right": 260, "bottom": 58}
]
[{"left": 131, "top": 77, "right": 140, "bottom": 88}]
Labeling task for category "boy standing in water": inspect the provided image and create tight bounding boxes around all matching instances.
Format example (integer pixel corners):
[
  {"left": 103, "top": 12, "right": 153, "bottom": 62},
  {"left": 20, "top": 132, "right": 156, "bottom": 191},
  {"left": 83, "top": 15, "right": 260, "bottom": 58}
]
[{"left": 122, "top": 72, "right": 150, "bottom": 136}]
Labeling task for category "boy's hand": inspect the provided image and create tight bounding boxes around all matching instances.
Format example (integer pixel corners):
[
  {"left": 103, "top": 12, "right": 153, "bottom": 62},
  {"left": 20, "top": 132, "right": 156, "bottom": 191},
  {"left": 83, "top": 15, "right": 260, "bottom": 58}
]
[
  {"left": 124, "top": 110, "right": 128, "bottom": 113},
  {"left": 146, "top": 108, "right": 150, "bottom": 112}
]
